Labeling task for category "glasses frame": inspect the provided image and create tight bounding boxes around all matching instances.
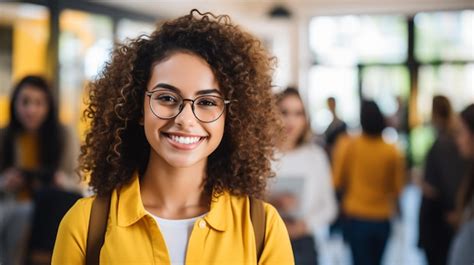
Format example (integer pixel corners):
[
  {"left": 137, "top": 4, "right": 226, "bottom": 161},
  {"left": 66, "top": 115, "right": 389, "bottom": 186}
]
[{"left": 145, "top": 90, "right": 231, "bottom": 123}]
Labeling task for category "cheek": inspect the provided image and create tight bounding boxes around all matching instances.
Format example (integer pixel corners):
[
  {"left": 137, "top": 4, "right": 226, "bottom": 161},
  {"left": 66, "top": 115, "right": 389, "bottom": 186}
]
[
  {"left": 38, "top": 103, "right": 49, "bottom": 119},
  {"left": 214, "top": 119, "right": 226, "bottom": 142},
  {"left": 143, "top": 109, "right": 165, "bottom": 143},
  {"left": 15, "top": 103, "right": 27, "bottom": 118},
  {"left": 282, "top": 116, "right": 292, "bottom": 128},
  {"left": 207, "top": 117, "right": 226, "bottom": 150},
  {"left": 295, "top": 116, "right": 306, "bottom": 132}
]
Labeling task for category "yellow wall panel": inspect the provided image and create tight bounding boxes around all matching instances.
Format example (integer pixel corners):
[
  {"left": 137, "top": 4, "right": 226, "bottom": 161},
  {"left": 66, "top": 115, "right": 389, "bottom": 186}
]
[{"left": 12, "top": 18, "right": 49, "bottom": 82}]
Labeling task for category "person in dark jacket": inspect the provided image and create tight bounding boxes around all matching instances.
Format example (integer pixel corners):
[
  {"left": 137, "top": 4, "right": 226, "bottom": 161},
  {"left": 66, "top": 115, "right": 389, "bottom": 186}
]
[
  {"left": 448, "top": 104, "right": 474, "bottom": 265},
  {"left": 418, "top": 95, "right": 467, "bottom": 265}
]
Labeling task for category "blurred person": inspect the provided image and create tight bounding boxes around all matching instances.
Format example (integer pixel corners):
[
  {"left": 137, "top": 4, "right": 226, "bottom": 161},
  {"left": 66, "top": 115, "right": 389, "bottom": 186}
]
[
  {"left": 448, "top": 103, "right": 474, "bottom": 265},
  {"left": 324, "top": 97, "right": 347, "bottom": 159},
  {"left": 328, "top": 127, "right": 351, "bottom": 238},
  {"left": 0, "top": 75, "right": 78, "bottom": 265},
  {"left": 418, "top": 95, "right": 467, "bottom": 265},
  {"left": 52, "top": 10, "right": 294, "bottom": 264},
  {"left": 387, "top": 96, "right": 408, "bottom": 133},
  {"left": 271, "top": 87, "right": 337, "bottom": 265},
  {"left": 332, "top": 100, "right": 405, "bottom": 265}
]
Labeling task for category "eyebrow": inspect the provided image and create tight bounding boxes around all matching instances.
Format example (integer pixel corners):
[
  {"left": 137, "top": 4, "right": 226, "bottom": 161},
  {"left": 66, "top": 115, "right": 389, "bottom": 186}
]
[{"left": 150, "top": 83, "right": 222, "bottom": 96}]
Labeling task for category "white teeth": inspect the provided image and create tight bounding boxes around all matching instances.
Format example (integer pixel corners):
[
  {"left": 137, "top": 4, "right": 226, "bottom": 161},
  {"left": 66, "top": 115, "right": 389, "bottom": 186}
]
[{"left": 169, "top": 135, "right": 201, "bottom": 145}]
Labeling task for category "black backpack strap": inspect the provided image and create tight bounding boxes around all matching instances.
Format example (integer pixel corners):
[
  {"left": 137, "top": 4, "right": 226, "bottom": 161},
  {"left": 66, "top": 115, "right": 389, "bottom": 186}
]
[
  {"left": 86, "top": 193, "right": 111, "bottom": 265},
  {"left": 249, "top": 197, "right": 266, "bottom": 262}
]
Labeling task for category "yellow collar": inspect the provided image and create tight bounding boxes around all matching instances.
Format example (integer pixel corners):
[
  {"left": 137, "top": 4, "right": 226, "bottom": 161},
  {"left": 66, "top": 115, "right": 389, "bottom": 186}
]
[{"left": 116, "top": 173, "right": 230, "bottom": 232}]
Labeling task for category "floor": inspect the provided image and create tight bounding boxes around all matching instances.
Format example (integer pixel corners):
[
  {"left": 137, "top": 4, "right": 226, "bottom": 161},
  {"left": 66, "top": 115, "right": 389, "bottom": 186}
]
[{"left": 316, "top": 184, "right": 428, "bottom": 265}]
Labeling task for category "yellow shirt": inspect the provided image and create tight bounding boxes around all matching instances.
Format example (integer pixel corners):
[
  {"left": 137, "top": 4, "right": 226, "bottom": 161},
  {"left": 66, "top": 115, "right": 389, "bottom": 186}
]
[
  {"left": 16, "top": 132, "right": 40, "bottom": 170},
  {"left": 15, "top": 132, "right": 40, "bottom": 200},
  {"left": 52, "top": 175, "right": 294, "bottom": 265},
  {"left": 332, "top": 134, "right": 405, "bottom": 220}
]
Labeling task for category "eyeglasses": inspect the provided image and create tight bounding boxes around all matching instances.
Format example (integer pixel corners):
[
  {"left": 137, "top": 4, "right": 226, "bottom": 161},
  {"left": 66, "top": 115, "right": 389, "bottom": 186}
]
[{"left": 145, "top": 90, "right": 231, "bottom": 123}]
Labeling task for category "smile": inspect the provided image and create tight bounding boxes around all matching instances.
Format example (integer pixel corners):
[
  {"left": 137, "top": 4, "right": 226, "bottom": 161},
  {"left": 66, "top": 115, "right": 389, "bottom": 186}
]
[
  {"left": 170, "top": 135, "right": 201, "bottom": 144},
  {"left": 162, "top": 132, "right": 207, "bottom": 150}
]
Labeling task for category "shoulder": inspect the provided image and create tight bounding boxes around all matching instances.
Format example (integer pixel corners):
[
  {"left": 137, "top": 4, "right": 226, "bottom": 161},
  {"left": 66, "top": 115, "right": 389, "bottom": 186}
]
[
  {"left": 59, "top": 196, "right": 94, "bottom": 230},
  {"left": 295, "top": 143, "right": 328, "bottom": 163},
  {"left": 0, "top": 127, "right": 7, "bottom": 143},
  {"left": 53, "top": 196, "right": 94, "bottom": 263},
  {"left": 300, "top": 143, "right": 325, "bottom": 155},
  {"left": 226, "top": 194, "right": 282, "bottom": 223},
  {"left": 262, "top": 201, "right": 283, "bottom": 223}
]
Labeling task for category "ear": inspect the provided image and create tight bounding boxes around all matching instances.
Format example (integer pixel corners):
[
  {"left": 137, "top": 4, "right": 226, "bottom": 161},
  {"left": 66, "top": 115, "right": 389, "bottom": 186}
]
[{"left": 139, "top": 116, "right": 144, "bottom": 126}]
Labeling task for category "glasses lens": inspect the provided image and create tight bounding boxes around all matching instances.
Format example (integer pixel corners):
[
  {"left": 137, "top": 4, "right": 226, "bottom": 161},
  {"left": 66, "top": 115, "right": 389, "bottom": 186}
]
[
  {"left": 149, "top": 91, "right": 181, "bottom": 118},
  {"left": 194, "top": 96, "right": 225, "bottom": 122}
]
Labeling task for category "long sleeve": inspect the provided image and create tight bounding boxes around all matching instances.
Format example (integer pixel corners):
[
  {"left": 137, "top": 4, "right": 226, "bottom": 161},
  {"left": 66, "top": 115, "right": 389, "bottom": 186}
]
[
  {"left": 393, "top": 149, "right": 406, "bottom": 197},
  {"left": 332, "top": 135, "right": 352, "bottom": 190},
  {"left": 306, "top": 147, "right": 337, "bottom": 231}
]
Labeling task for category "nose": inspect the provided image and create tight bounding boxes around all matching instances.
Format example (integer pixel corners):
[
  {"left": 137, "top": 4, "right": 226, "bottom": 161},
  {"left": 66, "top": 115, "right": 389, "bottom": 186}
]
[
  {"left": 25, "top": 102, "right": 39, "bottom": 115},
  {"left": 174, "top": 100, "right": 197, "bottom": 127}
]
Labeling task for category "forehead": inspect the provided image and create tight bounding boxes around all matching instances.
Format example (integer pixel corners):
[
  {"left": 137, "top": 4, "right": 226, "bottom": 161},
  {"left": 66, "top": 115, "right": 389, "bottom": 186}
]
[
  {"left": 148, "top": 52, "right": 219, "bottom": 94},
  {"left": 17, "top": 85, "right": 47, "bottom": 100},
  {"left": 280, "top": 95, "right": 304, "bottom": 109}
]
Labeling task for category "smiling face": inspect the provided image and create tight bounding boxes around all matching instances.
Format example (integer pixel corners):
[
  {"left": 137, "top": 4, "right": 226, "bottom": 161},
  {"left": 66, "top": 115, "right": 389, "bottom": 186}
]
[
  {"left": 278, "top": 95, "right": 307, "bottom": 147},
  {"left": 143, "top": 52, "right": 225, "bottom": 169},
  {"left": 15, "top": 85, "right": 50, "bottom": 132}
]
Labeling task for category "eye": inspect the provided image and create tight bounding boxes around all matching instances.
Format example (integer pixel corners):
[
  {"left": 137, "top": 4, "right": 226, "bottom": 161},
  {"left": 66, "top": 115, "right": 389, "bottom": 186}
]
[
  {"left": 196, "top": 97, "right": 219, "bottom": 107},
  {"left": 154, "top": 93, "right": 179, "bottom": 105}
]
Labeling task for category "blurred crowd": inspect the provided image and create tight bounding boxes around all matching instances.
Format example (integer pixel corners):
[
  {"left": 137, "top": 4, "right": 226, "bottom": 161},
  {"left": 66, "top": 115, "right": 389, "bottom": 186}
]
[
  {"left": 1, "top": 75, "right": 473, "bottom": 265},
  {"left": 269, "top": 87, "right": 473, "bottom": 265}
]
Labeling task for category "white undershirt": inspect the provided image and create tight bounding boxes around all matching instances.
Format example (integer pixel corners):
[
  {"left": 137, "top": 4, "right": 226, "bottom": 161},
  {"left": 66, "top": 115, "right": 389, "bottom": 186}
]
[{"left": 149, "top": 213, "right": 206, "bottom": 265}]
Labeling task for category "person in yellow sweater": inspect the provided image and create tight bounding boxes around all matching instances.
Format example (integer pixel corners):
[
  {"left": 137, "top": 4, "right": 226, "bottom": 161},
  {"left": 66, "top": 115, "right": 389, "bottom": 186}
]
[
  {"left": 52, "top": 10, "right": 294, "bottom": 265},
  {"left": 0, "top": 76, "right": 79, "bottom": 265},
  {"left": 332, "top": 100, "right": 405, "bottom": 265}
]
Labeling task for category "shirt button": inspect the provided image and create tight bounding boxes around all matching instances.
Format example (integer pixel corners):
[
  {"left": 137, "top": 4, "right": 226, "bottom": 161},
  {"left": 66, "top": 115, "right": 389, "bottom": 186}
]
[{"left": 199, "top": 219, "right": 206, "bottom": 229}]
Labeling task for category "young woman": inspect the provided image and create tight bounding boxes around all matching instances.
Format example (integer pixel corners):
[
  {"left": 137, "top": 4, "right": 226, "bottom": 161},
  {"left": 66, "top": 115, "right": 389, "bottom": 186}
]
[
  {"left": 0, "top": 75, "right": 78, "bottom": 265},
  {"left": 448, "top": 104, "right": 474, "bottom": 265},
  {"left": 332, "top": 100, "right": 405, "bottom": 265},
  {"left": 52, "top": 10, "right": 294, "bottom": 265},
  {"left": 271, "top": 87, "right": 337, "bottom": 264}
]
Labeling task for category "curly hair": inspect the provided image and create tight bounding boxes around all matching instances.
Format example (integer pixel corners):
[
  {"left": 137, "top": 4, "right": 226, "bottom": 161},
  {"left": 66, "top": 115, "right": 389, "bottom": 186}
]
[{"left": 80, "top": 9, "right": 283, "bottom": 198}]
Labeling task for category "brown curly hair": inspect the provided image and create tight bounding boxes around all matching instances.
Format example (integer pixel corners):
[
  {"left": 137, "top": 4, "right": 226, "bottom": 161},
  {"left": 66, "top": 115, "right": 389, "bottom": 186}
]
[{"left": 80, "top": 9, "right": 283, "bottom": 198}]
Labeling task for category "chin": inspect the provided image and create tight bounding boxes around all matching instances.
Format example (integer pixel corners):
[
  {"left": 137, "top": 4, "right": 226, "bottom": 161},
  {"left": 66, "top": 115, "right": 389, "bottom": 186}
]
[{"left": 163, "top": 155, "right": 205, "bottom": 169}]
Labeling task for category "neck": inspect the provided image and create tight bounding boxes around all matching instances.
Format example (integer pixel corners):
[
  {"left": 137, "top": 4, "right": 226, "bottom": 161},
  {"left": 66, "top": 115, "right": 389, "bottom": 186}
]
[
  {"left": 21, "top": 129, "right": 38, "bottom": 135},
  {"left": 140, "top": 151, "right": 210, "bottom": 219}
]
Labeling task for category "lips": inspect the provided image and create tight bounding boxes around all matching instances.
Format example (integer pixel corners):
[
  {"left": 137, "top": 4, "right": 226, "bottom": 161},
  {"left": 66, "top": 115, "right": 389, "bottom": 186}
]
[{"left": 161, "top": 132, "right": 207, "bottom": 150}]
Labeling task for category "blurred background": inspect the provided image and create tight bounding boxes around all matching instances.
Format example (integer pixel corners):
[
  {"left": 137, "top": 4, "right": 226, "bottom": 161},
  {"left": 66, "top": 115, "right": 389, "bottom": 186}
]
[{"left": 0, "top": 0, "right": 473, "bottom": 265}]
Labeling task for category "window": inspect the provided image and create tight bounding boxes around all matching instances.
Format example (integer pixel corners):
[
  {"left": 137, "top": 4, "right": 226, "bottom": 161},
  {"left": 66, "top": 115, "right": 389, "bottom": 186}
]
[
  {"left": 308, "top": 15, "right": 407, "bottom": 133},
  {"left": 59, "top": 9, "right": 113, "bottom": 136},
  {"left": 0, "top": 3, "right": 49, "bottom": 127},
  {"left": 415, "top": 10, "right": 474, "bottom": 62}
]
